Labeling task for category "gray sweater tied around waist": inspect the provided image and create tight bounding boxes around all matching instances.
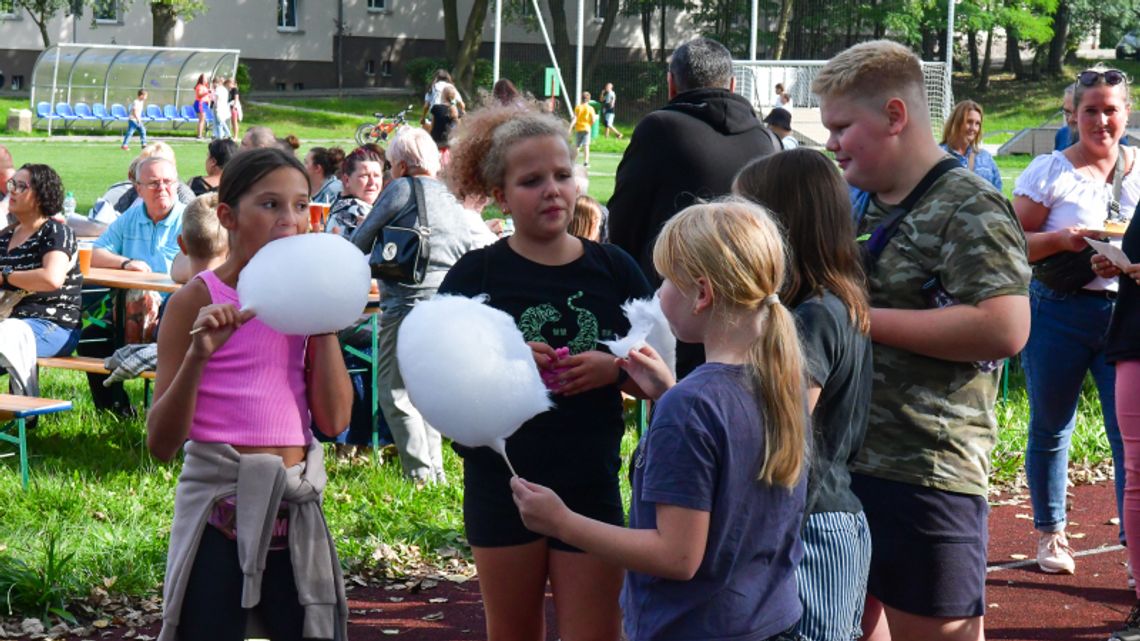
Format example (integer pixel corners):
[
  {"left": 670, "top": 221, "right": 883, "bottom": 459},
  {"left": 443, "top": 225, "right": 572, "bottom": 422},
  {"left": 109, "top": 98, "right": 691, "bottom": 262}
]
[{"left": 157, "top": 440, "right": 348, "bottom": 641}]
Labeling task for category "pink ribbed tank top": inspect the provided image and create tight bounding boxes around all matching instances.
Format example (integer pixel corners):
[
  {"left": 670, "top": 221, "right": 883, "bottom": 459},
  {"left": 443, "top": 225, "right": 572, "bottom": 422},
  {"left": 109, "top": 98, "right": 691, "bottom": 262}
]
[{"left": 188, "top": 270, "right": 312, "bottom": 446}]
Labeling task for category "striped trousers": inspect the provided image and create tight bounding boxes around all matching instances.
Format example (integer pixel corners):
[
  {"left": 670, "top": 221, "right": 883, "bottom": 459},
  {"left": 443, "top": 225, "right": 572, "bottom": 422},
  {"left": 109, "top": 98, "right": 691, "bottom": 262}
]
[{"left": 794, "top": 511, "right": 872, "bottom": 641}]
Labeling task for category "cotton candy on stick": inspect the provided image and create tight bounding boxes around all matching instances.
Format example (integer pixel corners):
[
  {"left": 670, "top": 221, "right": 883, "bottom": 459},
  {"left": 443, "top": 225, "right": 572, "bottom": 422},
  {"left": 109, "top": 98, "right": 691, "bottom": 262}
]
[
  {"left": 601, "top": 296, "right": 676, "bottom": 375},
  {"left": 236, "top": 234, "right": 371, "bottom": 335},
  {"left": 398, "top": 294, "right": 553, "bottom": 476}
]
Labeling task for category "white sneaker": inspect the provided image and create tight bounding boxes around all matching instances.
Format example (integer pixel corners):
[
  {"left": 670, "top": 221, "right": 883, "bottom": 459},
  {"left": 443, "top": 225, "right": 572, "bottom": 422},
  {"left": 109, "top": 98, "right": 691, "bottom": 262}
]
[{"left": 1037, "top": 531, "right": 1076, "bottom": 574}]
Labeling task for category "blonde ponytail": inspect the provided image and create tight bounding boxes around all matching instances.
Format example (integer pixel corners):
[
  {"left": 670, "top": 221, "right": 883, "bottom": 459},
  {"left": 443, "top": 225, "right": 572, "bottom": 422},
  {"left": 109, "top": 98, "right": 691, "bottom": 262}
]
[
  {"left": 653, "top": 199, "right": 808, "bottom": 490},
  {"left": 751, "top": 299, "right": 806, "bottom": 488}
]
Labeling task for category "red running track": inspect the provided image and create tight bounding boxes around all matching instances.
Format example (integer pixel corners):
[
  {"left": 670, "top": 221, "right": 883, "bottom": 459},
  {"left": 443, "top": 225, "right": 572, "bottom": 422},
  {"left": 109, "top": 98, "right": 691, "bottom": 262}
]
[{"left": 60, "top": 482, "right": 1133, "bottom": 641}]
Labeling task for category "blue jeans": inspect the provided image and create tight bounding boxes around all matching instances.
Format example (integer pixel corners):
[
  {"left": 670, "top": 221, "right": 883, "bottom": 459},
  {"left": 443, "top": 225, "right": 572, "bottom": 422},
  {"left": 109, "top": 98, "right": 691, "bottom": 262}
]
[
  {"left": 1022, "top": 280, "right": 1124, "bottom": 541},
  {"left": 121, "top": 120, "right": 146, "bottom": 147},
  {"left": 22, "top": 318, "right": 81, "bottom": 357},
  {"left": 213, "top": 117, "right": 231, "bottom": 140}
]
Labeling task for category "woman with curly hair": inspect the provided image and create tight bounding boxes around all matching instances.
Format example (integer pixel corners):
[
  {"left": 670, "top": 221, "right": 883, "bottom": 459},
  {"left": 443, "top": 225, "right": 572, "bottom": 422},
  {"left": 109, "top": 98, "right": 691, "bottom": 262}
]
[{"left": 0, "top": 164, "right": 83, "bottom": 394}]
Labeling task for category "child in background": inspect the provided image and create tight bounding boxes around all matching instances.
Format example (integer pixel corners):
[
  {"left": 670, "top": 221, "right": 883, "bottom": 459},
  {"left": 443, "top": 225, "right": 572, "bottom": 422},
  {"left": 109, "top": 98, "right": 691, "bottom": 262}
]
[
  {"left": 572, "top": 91, "right": 597, "bottom": 167},
  {"left": 440, "top": 104, "right": 652, "bottom": 641},
  {"left": 148, "top": 148, "right": 352, "bottom": 641},
  {"left": 171, "top": 193, "right": 228, "bottom": 283},
  {"left": 121, "top": 90, "right": 148, "bottom": 151},
  {"left": 513, "top": 199, "right": 809, "bottom": 641},
  {"left": 734, "top": 149, "right": 873, "bottom": 641},
  {"left": 569, "top": 194, "right": 603, "bottom": 241}
]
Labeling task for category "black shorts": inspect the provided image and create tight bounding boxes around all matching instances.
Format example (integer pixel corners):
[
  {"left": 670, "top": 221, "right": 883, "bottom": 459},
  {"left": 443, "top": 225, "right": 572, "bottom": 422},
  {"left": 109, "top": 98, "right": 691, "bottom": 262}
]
[
  {"left": 463, "top": 458, "right": 623, "bottom": 552},
  {"left": 852, "top": 473, "right": 988, "bottom": 618}
]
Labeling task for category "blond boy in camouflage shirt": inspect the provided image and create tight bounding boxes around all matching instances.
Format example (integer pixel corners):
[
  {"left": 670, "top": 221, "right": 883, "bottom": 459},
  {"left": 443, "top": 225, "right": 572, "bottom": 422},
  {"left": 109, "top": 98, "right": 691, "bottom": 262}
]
[{"left": 815, "top": 40, "right": 1030, "bottom": 641}]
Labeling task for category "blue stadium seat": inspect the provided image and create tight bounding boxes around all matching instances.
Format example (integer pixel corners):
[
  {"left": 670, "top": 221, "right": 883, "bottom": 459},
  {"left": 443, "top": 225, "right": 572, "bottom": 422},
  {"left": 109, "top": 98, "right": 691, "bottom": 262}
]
[
  {"left": 109, "top": 104, "right": 130, "bottom": 121},
  {"left": 91, "top": 103, "right": 115, "bottom": 125},
  {"left": 180, "top": 104, "right": 197, "bottom": 122},
  {"left": 144, "top": 104, "right": 168, "bottom": 123},
  {"left": 54, "top": 103, "right": 80, "bottom": 125},
  {"left": 164, "top": 104, "right": 189, "bottom": 127},
  {"left": 73, "top": 103, "right": 99, "bottom": 122},
  {"left": 35, "top": 102, "right": 61, "bottom": 124}
]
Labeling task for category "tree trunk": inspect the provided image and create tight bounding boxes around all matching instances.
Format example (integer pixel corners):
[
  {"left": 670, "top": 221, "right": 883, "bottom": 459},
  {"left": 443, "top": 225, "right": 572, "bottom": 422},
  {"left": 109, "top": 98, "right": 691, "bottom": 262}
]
[
  {"left": 443, "top": 0, "right": 459, "bottom": 63},
  {"left": 977, "top": 25, "right": 994, "bottom": 91},
  {"left": 773, "top": 0, "right": 793, "bottom": 60},
  {"left": 584, "top": 0, "right": 621, "bottom": 91},
  {"left": 968, "top": 29, "right": 979, "bottom": 77},
  {"left": 547, "top": 0, "right": 573, "bottom": 81},
  {"left": 1005, "top": 28, "right": 1023, "bottom": 77},
  {"left": 640, "top": 5, "right": 653, "bottom": 63},
  {"left": 657, "top": 0, "right": 667, "bottom": 64},
  {"left": 1046, "top": 0, "right": 1069, "bottom": 76},
  {"left": 453, "top": 0, "right": 490, "bottom": 92},
  {"left": 151, "top": 2, "right": 178, "bottom": 47},
  {"left": 921, "top": 30, "right": 936, "bottom": 60}
]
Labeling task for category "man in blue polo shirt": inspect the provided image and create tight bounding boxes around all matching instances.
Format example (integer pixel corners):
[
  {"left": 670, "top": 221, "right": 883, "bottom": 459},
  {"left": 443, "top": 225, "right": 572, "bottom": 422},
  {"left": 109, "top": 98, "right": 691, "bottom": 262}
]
[
  {"left": 85, "top": 156, "right": 184, "bottom": 416},
  {"left": 92, "top": 156, "right": 184, "bottom": 273}
]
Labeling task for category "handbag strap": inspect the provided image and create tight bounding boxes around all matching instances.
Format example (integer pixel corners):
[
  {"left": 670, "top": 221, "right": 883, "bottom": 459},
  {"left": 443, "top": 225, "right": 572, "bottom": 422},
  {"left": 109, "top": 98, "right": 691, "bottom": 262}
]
[
  {"left": 1112, "top": 146, "right": 1127, "bottom": 201},
  {"left": 409, "top": 176, "right": 428, "bottom": 227},
  {"left": 861, "top": 157, "right": 961, "bottom": 272}
]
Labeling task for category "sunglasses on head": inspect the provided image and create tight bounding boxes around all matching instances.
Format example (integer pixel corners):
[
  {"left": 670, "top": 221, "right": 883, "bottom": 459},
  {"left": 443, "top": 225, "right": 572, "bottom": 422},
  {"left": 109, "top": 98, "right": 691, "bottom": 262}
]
[{"left": 1078, "top": 69, "right": 1127, "bottom": 86}]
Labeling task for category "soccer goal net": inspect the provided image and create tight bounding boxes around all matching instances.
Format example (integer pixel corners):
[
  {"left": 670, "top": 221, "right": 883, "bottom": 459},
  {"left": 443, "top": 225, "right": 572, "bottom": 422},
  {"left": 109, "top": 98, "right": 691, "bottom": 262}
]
[{"left": 732, "top": 60, "right": 952, "bottom": 143}]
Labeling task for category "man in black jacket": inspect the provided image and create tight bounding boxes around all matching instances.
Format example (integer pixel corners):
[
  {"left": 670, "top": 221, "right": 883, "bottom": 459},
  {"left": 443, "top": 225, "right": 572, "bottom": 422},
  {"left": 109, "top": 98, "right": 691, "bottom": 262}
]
[{"left": 607, "top": 36, "right": 779, "bottom": 377}]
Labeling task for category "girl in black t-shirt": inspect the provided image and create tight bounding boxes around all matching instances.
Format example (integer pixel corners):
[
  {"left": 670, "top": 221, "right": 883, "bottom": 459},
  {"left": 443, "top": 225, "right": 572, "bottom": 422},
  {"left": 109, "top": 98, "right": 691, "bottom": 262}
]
[
  {"left": 440, "top": 105, "right": 651, "bottom": 641},
  {"left": 734, "top": 149, "right": 874, "bottom": 641},
  {"left": 0, "top": 164, "right": 82, "bottom": 374}
]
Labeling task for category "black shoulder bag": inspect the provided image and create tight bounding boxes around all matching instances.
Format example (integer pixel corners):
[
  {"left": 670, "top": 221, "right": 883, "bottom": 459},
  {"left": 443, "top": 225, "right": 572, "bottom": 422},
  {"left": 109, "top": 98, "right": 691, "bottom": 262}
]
[
  {"left": 1030, "top": 149, "right": 1128, "bottom": 293},
  {"left": 369, "top": 176, "right": 431, "bottom": 284},
  {"left": 860, "top": 157, "right": 961, "bottom": 274}
]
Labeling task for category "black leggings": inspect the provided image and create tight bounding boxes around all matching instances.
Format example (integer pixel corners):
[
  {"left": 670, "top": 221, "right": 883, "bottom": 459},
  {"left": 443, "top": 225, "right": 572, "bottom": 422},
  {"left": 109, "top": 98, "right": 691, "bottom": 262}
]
[{"left": 179, "top": 526, "right": 320, "bottom": 641}]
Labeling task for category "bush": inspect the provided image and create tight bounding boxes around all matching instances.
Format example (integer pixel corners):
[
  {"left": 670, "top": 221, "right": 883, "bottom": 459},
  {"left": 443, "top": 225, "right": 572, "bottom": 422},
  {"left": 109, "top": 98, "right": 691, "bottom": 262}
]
[
  {"left": 235, "top": 63, "right": 252, "bottom": 96},
  {"left": 404, "top": 57, "right": 450, "bottom": 91}
]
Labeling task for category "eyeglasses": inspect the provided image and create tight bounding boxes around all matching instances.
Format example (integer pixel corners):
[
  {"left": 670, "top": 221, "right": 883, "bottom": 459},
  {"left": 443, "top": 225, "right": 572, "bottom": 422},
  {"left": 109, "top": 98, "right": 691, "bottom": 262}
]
[
  {"left": 4, "top": 179, "right": 29, "bottom": 194},
  {"left": 1077, "top": 69, "right": 1127, "bottom": 87},
  {"left": 143, "top": 180, "right": 177, "bottom": 191}
]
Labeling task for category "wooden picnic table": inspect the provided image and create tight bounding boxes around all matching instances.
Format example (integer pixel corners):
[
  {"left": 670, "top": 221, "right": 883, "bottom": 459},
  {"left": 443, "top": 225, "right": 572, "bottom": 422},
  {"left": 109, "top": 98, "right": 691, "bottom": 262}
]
[{"left": 83, "top": 267, "right": 181, "bottom": 293}]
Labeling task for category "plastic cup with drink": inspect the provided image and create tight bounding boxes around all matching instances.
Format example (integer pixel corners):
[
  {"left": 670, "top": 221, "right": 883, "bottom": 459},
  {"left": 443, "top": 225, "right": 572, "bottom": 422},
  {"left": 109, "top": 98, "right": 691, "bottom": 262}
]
[
  {"left": 309, "top": 202, "right": 324, "bottom": 232},
  {"left": 78, "top": 241, "right": 93, "bottom": 276}
]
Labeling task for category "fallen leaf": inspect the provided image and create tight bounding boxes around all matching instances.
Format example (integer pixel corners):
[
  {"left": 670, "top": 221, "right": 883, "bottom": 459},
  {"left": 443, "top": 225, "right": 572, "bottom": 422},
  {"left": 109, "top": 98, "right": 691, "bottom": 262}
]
[
  {"left": 1014, "top": 513, "right": 1032, "bottom": 520},
  {"left": 382, "top": 629, "right": 400, "bottom": 635},
  {"left": 1070, "top": 532, "right": 1086, "bottom": 539},
  {"left": 428, "top": 597, "right": 449, "bottom": 604},
  {"left": 388, "top": 597, "right": 404, "bottom": 603},
  {"left": 92, "top": 619, "right": 110, "bottom": 629},
  {"left": 1009, "top": 554, "right": 1028, "bottom": 560},
  {"left": 422, "top": 612, "right": 444, "bottom": 621}
]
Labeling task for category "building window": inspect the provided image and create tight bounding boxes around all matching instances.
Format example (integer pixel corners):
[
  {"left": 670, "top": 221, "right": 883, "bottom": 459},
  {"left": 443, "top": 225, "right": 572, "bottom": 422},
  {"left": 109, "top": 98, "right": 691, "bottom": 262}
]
[
  {"left": 367, "top": 0, "right": 387, "bottom": 11},
  {"left": 381, "top": 61, "right": 392, "bottom": 77},
  {"left": 517, "top": 0, "right": 530, "bottom": 16},
  {"left": 276, "top": 82, "right": 286, "bottom": 91},
  {"left": 0, "top": 0, "right": 16, "bottom": 19},
  {"left": 277, "top": 0, "right": 298, "bottom": 30},
  {"left": 365, "top": 60, "right": 375, "bottom": 76},
  {"left": 293, "top": 82, "right": 304, "bottom": 91},
  {"left": 593, "top": 0, "right": 606, "bottom": 20},
  {"left": 93, "top": 0, "right": 119, "bottom": 23},
  {"left": 12, "top": 75, "right": 23, "bottom": 90}
]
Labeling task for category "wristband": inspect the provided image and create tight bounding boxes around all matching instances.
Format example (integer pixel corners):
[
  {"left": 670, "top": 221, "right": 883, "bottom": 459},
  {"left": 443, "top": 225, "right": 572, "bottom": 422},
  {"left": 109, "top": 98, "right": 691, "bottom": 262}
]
[{"left": 120, "top": 259, "right": 132, "bottom": 269}]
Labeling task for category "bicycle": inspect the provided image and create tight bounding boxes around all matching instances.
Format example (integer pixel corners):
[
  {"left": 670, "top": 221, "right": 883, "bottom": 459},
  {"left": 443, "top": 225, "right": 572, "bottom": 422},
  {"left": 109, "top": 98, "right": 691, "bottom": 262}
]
[{"left": 354, "top": 105, "right": 413, "bottom": 147}]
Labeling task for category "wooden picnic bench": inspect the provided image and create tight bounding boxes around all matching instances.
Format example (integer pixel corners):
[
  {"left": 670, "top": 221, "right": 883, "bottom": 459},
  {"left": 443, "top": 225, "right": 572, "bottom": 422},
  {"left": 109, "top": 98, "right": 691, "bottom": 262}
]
[{"left": 0, "top": 393, "right": 73, "bottom": 488}]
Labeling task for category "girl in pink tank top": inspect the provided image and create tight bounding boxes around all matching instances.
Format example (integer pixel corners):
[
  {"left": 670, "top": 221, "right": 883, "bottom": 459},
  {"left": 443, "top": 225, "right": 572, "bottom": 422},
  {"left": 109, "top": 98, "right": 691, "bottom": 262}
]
[{"left": 147, "top": 148, "right": 353, "bottom": 639}]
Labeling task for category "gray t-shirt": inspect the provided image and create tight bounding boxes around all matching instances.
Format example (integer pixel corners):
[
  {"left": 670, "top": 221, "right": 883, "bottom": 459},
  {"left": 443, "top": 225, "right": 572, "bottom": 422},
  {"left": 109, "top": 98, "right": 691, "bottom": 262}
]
[{"left": 795, "top": 290, "right": 871, "bottom": 515}]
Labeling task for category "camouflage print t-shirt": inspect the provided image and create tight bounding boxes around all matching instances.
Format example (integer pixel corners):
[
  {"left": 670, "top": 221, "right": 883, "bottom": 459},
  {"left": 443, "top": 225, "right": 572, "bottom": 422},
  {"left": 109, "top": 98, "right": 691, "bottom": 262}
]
[{"left": 851, "top": 166, "right": 1031, "bottom": 496}]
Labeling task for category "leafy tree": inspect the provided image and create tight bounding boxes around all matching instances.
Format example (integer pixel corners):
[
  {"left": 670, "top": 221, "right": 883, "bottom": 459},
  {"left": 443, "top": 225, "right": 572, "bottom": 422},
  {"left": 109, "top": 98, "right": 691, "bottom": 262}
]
[
  {"left": 14, "top": 0, "right": 75, "bottom": 47},
  {"left": 147, "top": 0, "right": 207, "bottom": 47},
  {"left": 442, "top": 0, "right": 490, "bottom": 93}
]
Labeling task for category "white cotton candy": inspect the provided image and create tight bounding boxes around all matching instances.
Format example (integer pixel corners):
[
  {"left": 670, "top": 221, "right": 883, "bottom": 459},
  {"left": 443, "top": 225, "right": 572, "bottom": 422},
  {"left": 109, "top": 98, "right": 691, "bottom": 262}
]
[
  {"left": 600, "top": 296, "right": 676, "bottom": 376},
  {"left": 398, "top": 294, "right": 552, "bottom": 474},
  {"left": 237, "top": 234, "right": 371, "bottom": 335}
]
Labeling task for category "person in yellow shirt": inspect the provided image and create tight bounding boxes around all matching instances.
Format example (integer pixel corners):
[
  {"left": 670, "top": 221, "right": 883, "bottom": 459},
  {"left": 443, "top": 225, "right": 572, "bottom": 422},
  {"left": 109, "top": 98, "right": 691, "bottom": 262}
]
[{"left": 572, "top": 92, "right": 597, "bottom": 167}]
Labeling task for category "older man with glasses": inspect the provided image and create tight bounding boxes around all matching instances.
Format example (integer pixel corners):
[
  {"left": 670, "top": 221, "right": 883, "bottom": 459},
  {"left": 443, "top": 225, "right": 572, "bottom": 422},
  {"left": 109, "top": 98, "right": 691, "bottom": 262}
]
[{"left": 92, "top": 156, "right": 185, "bottom": 273}]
